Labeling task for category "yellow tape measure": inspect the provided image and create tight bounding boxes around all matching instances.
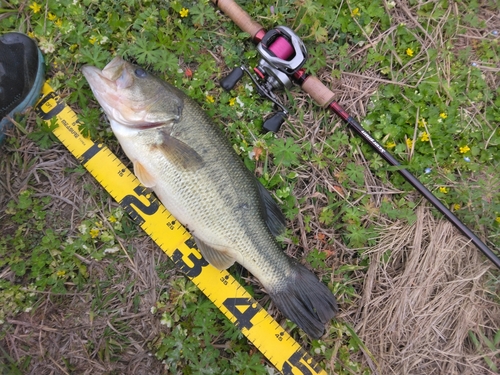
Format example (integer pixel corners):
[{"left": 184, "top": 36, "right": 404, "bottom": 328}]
[{"left": 35, "top": 82, "right": 328, "bottom": 375}]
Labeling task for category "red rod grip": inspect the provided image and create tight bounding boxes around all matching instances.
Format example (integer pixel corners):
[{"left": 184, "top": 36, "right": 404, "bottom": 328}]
[{"left": 211, "top": 0, "right": 264, "bottom": 41}]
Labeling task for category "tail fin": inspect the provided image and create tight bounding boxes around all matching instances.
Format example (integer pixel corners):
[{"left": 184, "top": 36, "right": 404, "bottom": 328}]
[{"left": 268, "top": 262, "right": 338, "bottom": 339}]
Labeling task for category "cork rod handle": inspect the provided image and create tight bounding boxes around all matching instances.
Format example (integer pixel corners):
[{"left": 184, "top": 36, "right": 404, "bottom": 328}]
[
  {"left": 300, "top": 76, "right": 336, "bottom": 108},
  {"left": 211, "top": 0, "right": 264, "bottom": 40}
]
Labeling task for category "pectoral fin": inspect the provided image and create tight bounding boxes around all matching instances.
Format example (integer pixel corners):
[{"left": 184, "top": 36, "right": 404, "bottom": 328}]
[
  {"left": 134, "top": 161, "right": 156, "bottom": 188},
  {"left": 152, "top": 131, "right": 204, "bottom": 171},
  {"left": 194, "top": 236, "right": 236, "bottom": 270}
]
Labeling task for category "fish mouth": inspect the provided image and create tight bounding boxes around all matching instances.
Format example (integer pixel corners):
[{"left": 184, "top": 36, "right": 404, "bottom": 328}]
[
  {"left": 82, "top": 57, "right": 179, "bottom": 129},
  {"left": 82, "top": 57, "right": 139, "bottom": 125},
  {"left": 82, "top": 56, "right": 129, "bottom": 88},
  {"left": 101, "top": 56, "right": 128, "bottom": 81},
  {"left": 82, "top": 58, "right": 121, "bottom": 116}
]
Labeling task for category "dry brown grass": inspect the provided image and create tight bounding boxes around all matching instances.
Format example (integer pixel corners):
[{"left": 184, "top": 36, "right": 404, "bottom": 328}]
[
  {"left": 0, "top": 121, "right": 171, "bottom": 374},
  {"left": 2, "top": 237, "right": 167, "bottom": 374},
  {"left": 279, "top": 2, "right": 500, "bottom": 374},
  {"left": 357, "top": 206, "right": 500, "bottom": 374}
]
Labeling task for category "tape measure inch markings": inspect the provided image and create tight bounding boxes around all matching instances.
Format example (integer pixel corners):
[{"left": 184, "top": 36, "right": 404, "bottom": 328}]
[{"left": 35, "top": 82, "right": 328, "bottom": 375}]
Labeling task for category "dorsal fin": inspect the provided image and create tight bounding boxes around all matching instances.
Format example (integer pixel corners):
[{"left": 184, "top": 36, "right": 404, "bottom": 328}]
[{"left": 256, "top": 180, "right": 286, "bottom": 237}]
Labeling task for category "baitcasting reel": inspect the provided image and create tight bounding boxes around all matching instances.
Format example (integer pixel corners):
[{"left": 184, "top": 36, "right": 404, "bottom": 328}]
[{"left": 220, "top": 26, "right": 307, "bottom": 132}]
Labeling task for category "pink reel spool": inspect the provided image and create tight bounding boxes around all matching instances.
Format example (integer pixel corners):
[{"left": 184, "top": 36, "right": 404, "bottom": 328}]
[{"left": 268, "top": 36, "right": 294, "bottom": 60}]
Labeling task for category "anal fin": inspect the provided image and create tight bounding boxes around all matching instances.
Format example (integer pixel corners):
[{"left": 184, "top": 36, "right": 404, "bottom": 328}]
[{"left": 194, "top": 236, "right": 236, "bottom": 270}]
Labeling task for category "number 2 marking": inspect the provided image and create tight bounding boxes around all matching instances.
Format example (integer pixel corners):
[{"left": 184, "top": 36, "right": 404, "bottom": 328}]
[{"left": 119, "top": 186, "right": 159, "bottom": 225}]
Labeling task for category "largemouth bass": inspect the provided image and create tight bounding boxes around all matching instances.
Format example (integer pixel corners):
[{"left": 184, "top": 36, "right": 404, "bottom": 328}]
[{"left": 82, "top": 57, "right": 338, "bottom": 338}]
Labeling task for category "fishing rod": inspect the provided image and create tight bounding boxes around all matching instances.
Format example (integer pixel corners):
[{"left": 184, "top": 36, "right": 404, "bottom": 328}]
[{"left": 211, "top": 0, "right": 500, "bottom": 270}]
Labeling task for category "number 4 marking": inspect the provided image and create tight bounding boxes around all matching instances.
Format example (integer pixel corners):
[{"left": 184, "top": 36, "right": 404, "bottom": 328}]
[
  {"left": 222, "top": 298, "right": 260, "bottom": 330},
  {"left": 282, "top": 348, "right": 322, "bottom": 375}
]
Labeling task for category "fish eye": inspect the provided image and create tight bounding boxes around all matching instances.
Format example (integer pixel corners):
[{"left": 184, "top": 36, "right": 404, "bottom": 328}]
[{"left": 134, "top": 68, "right": 147, "bottom": 78}]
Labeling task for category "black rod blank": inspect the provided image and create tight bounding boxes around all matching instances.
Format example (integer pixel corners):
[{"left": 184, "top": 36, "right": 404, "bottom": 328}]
[{"left": 328, "top": 100, "right": 500, "bottom": 270}]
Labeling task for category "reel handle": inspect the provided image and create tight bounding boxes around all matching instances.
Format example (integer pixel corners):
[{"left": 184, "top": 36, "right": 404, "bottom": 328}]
[
  {"left": 220, "top": 67, "right": 244, "bottom": 91},
  {"left": 263, "top": 111, "right": 287, "bottom": 133},
  {"left": 212, "top": 0, "right": 336, "bottom": 108}
]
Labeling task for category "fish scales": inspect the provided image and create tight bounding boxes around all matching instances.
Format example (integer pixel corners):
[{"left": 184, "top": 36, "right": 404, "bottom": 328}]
[
  {"left": 82, "top": 57, "right": 338, "bottom": 338},
  {"left": 145, "top": 97, "right": 293, "bottom": 288}
]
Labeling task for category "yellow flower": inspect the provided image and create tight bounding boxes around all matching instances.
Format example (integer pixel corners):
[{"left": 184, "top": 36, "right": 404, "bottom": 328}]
[
  {"left": 28, "top": 31, "right": 35, "bottom": 38},
  {"left": 108, "top": 215, "right": 117, "bottom": 223},
  {"left": 453, "top": 204, "right": 461, "bottom": 210},
  {"left": 351, "top": 8, "right": 360, "bottom": 17},
  {"left": 229, "top": 98, "right": 236, "bottom": 106},
  {"left": 459, "top": 145, "right": 470, "bottom": 154},
  {"left": 30, "top": 2, "right": 41, "bottom": 13},
  {"left": 48, "top": 13, "right": 57, "bottom": 21},
  {"left": 56, "top": 270, "right": 66, "bottom": 277},
  {"left": 55, "top": 19, "right": 63, "bottom": 28},
  {"left": 439, "top": 112, "right": 448, "bottom": 119},
  {"left": 406, "top": 138, "right": 413, "bottom": 148},
  {"left": 89, "top": 36, "right": 97, "bottom": 45},
  {"left": 439, "top": 187, "right": 449, "bottom": 194},
  {"left": 89, "top": 228, "right": 100, "bottom": 238},
  {"left": 385, "top": 141, "right": 396, "bottom": 149},
  {"left": 206, "top": 95, "right": 215, "bottom": 103},
  {"left": 496, "top": 217, "right": 500, "bottom": 224},
  {"left": 179, "top": 8, "right": 189, "bottom": 18},
  {"left": 418, "top": 118, "right": 427, "bottom": 127},
  {"left": 420, "top": 132, "right": 430, "bottom": 142},
  {"left": 406, "top": 48, "right": 414, "bottom": 57}
]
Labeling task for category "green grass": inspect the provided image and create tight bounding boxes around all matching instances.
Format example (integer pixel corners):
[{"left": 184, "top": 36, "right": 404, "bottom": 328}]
[{"left": 1, "top": 0, "right": 499, "bottom": 374}]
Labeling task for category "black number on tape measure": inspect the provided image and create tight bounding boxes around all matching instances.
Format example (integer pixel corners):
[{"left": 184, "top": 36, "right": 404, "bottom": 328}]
[
  {"left": 172, "top": 248, "right": 209, "bottom": 277},
  {"left": 222, "top": 298, "right": 260, "bottom": 330},
  {"left": 120, "top": 186, "right": 159, "bottom": 225},
  {"left": 220, "top": 275, "right": 230, "bottom": 285},
  {"left": 184, "top": 238, "right": 197, "bottom": 249},
  {"left": 166, "top": 220, "right": 177, "bottom": 230},
  {"left": 35, "top": 91, "right": 65, "bottom": 120},
  {"left": 282, "top": 348, "right": 320, "bottom": 375}
]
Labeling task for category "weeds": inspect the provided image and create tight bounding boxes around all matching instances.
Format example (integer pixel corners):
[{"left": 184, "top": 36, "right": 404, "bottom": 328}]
[
  {"left": 152, "top": 278, "right": 270, "bottom": 374},
  {"left": 468, "top": 328, "right": 500, "bottom": 373},
  {"left": 0, "top": 188, "right": 130, "bottom": 323}
]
